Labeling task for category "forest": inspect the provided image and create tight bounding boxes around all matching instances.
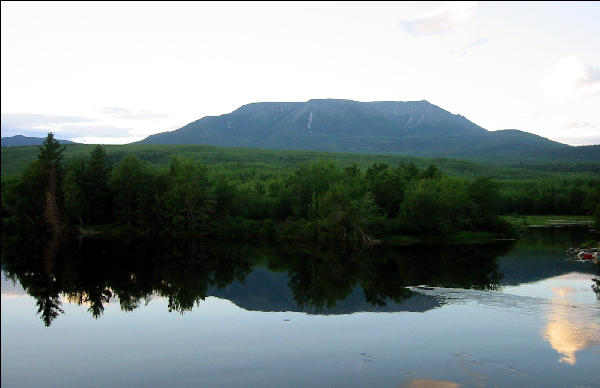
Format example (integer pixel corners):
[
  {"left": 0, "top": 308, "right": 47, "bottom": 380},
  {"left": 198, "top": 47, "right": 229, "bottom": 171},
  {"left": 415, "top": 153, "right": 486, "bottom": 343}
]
[{"left": 2, "top": 133, "right": 600, "bottom": 245}]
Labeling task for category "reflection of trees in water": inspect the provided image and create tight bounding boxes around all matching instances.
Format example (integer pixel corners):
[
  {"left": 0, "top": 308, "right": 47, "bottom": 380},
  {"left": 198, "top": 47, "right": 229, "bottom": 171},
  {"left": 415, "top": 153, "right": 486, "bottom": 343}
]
[
  {"left": 2, "top": 232, "right": 65, "bottom": 327},
  {"left": 263, "top": 242, "right": 509, "bottom": 313},
  {"left": 1, "top": 233, "right": 511, "bottom": 325},
  {"left": 38, "top": 231, "right": 64, "bottom": 326},
  {"left": 592, "top": 262, "right": 600, "bottom": 301},
  {"left": 515, "top": 227, "right": 593, "bottom": 251},
  {"left": 2, "top": 234, "right": 255, "bottom": 325}
]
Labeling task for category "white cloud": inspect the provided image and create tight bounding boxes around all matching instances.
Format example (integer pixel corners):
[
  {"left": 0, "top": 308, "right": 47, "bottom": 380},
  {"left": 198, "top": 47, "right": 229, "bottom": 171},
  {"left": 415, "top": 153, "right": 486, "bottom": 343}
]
[
  {"left": 551, "top": 135, "right": 600, "bottom": 146},
  {"left": 399, "top": 2, "right": 478, "bottom": 35},
  {"left": 577, "top": 65, "right": 600, "bottom": 95},
  {"left": 565, "top": 120, "right": 600, "bottom": 130},
  {"left": 100, "top": 107, "right": 167, "bottom": 120},
  {"left": 54, "top": 124, "right": 134, "bottom": 138},
  {"left": 1, "top": 3, "right": 598, "bottom": 147},
  {"left": 559, "top": 121, "right": 600, "bottom": 145},
  {"left": 1, "top": 113, "right": 92, "bottom": 136},
  {"left": 541, "top": 57, "right": 600, "bottom": 102},
  {"left": 0, "top": 112, "right": 137, "bottom": 142},
  {"left": 70, "top": 136, "right": 145, "bottom": 145},
  {"left": 459, "top": 37, "right": 488, "bottom": 57}
]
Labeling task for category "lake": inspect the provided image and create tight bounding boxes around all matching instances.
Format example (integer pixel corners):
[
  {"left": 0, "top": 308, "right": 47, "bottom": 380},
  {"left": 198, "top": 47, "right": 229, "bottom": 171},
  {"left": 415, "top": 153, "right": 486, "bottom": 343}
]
[{"left": 1, "top": 228, "right": 599, "bottom": 388}]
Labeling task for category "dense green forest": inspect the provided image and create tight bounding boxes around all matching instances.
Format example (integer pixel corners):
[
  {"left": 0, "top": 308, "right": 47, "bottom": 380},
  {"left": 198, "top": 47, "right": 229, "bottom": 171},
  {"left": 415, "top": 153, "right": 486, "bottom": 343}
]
[
  {"left": 3, "top": 142, "right": 600, "bottom": 179},
  {"left": 2, "top": 134, "right": 600, "bottom": 245}
]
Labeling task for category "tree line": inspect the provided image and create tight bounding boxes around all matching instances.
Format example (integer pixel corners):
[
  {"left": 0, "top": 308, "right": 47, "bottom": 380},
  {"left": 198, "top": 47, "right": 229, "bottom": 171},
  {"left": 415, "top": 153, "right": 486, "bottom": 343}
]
[{"left": 2, "top": 133, "right": 599, "bottom": 242}]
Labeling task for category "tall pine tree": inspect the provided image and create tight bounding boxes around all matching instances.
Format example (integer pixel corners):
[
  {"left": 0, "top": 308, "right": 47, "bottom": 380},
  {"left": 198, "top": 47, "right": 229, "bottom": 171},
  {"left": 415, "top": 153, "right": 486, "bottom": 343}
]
[
  {"left": 81, "top": 145, "right": 112, "bottom": 224},
  {"left": 39, "top": 133, "right": 66, "bottom": 234}
]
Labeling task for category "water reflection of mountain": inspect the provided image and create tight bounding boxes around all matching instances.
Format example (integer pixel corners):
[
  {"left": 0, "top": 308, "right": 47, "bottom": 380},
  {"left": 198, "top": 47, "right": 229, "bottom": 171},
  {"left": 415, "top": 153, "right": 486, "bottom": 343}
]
[
  {"left": 209, "top": 267, "right": 443, "bottom": 314},
  {"left": 1, "top": 233, "right": 510, "bottom": 325},
  {"left": 5, "top": 228, "right": 597, "bottom": 325}
]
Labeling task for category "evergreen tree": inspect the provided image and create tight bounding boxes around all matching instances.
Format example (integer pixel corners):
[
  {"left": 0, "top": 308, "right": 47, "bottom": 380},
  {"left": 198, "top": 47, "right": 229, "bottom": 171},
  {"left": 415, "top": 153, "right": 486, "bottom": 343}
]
[
  {"left": 38, "top": 133, "right": 66, "bottom": 234},
  {"left": 81, "top": 145, "right": 112, "bottom": 224},
  {"left": 38, "top": 132, "right": 66, "bottom": 168}
]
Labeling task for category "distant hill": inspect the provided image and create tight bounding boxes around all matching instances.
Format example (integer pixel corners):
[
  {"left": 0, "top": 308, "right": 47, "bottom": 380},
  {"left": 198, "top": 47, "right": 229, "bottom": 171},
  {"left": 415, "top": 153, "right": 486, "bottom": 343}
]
[
  {"left": 138, "top": 99, "right": 599, "bottom": 162},
  {"left": 2, "top": 143, "right": 599, "bottom": 179},
  {"left": 1, "top": 135, "right": 77, "bottom": 147}
]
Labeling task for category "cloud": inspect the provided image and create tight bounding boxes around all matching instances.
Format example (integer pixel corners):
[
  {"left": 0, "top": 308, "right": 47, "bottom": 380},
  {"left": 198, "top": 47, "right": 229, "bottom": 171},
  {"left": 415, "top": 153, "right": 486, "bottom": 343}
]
[
  {"left": 100, "top": 107, "right": 167, "bottom": 120},
  {"left": 553, "top": 121, "right": 600, "bottom": 145},
  {"left": 565, "top": 120, "right": 600, "bottom": 130},
  {"left": 576, "top": 65, "right": 600, "bottom": 94},
  {"left": 552, "top": 135, "right": 600, "bottom": 146},
  {"left": 70, "top": 136, "right": 145, "bottom": 145},
  {"left": 0, "top": 113, "right": 134, "bottom": 141},
  {"left": 54, "top": 124, "right": 134, "bottom": 138},
  {"left": 541, "top": 57, "right": 600, "bottom": 101},
  {"left": 399, "top": 2, "right": 478, "bottom": 36},
  {"left": 1, "top": 113, "right": 93, "bottom": 136},
  {"left": 459, "top": 37, "right": 489, "bottom": 57}
]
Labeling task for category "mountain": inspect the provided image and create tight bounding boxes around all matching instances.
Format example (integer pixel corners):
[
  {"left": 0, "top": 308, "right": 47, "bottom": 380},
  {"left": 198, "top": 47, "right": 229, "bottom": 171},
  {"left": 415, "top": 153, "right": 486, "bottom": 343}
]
[
  {"left": 138, "top": 99, "right": 599, "bottom": 162},
  {"left": 1, "top": 135, "right": 77, "bottom": 147},
  {"left": 208, "top": 267, "right": 442, "bottom": 315}
]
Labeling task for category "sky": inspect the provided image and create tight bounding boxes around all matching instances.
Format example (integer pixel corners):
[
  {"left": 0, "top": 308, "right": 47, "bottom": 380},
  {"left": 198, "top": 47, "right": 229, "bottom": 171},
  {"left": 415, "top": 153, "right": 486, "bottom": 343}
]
[{"left": 1, "top": 1, "right": 599, "bottom": 145}]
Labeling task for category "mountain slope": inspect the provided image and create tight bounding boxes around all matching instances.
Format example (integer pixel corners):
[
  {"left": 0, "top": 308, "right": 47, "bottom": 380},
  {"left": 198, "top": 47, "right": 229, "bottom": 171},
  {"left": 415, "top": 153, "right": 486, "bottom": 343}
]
[
  {"left": 1, "top": 135, "right": 77, "bottom": 147},
  {"left": 138, "top": 99, "right": 598, "bottom": 162}
]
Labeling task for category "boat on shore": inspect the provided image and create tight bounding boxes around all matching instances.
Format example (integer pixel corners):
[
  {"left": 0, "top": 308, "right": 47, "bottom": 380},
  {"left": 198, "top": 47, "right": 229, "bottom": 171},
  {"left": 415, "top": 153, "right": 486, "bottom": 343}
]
[{"left": 567, "top": 247, "right": 599, "bottom": 261}]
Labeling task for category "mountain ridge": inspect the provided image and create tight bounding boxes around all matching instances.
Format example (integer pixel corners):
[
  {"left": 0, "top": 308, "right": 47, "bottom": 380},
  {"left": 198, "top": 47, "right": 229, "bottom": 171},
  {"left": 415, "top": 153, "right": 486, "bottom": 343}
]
[{"left": 1, "top": 134, "right": 77, "bottom": 147}]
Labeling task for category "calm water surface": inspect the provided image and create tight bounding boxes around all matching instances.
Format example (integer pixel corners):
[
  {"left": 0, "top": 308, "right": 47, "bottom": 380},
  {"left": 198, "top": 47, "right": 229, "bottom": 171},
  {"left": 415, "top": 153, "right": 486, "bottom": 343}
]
[{"left": 2, "top": 228, "right": 599, "bottom": 388}]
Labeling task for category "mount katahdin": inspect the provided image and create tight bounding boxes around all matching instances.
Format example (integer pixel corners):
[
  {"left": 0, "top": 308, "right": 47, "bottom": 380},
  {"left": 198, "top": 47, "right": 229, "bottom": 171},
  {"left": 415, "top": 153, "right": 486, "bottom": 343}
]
[{"left": 138, "top": 99, "right": 597, "bottom": 162}]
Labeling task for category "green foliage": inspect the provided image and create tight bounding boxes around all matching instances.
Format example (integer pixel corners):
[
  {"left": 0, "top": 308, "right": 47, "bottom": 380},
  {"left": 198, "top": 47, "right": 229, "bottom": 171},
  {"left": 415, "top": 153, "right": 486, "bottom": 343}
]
[
  {"left": 37, "top": 132, "right": 65, "bottom": 167},
  {"left": 10, "top": 160, "right": 49, "bottom": 229},
  {"left": 400, "top": 179, "right": 447, "bottom": 235},
  {"left": 318, "top": 183, "right": 381, "bottom": 240},
  {"left": 469, "top": 177, "right": 499, "bottom": 226},
  {"left": 62, "top": 146, "right": 113, "bottom": 225},
  {"left": 166, "top": 157, "right": 214, "bottom": 232},
  {"left": 419, "top": 164, "right": 442, "bottom": 179},
  {"left": 287, "top": 159, "right": 343, "bottom": 218},
  {"left": 83, "top": 146, "right": 113, "bottom": 224},
  {"left": 109, "top": 155, "right": 163, "bottom": 229},
  {"left": 365, "top": 162, "right": 407, "bottom": 218},
  {"left": 4, "top": 143, "right": 600, "bottom": 180},
  {"left": 592, "top": 185, "right": 600, "bottom": 229},
  {"left": 62, "top": 157, "right": 87, "bottom": 224},
  {"left": 1, "top": 141, "right": 594, "bottom": 244},
  {"left": 498, "top": 178, "right": 600, "bottom": 215}
]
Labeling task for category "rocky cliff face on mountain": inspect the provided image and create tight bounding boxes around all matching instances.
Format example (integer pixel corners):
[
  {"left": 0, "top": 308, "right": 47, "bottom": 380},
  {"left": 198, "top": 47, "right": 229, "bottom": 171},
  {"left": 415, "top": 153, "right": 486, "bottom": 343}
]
[{"left": 139, "top": 99, "right": 598, "bottom": 162}]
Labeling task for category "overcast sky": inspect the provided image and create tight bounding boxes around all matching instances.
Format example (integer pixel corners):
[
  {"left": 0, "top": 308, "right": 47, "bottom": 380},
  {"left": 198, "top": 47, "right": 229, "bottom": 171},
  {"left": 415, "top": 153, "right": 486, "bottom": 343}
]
[{"left": 1, "top": 1, "right": 599, "bottom": 145}]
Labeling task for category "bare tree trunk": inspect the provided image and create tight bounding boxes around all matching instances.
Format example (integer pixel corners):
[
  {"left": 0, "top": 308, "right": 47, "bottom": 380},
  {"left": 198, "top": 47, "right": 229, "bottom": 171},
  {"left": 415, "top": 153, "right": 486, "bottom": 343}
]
[
  {"left": 358, "top": 226, "right": 381, "bottom": 246},
  {"left": 44, "top": 163, "right": 62, "bottom": 236}
]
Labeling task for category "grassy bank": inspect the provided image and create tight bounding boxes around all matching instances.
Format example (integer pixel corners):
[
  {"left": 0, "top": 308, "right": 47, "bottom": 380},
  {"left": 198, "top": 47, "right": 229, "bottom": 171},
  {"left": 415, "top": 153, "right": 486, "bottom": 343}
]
[{"left": 502, "top": 215, "right": 594, "bottom": 228}]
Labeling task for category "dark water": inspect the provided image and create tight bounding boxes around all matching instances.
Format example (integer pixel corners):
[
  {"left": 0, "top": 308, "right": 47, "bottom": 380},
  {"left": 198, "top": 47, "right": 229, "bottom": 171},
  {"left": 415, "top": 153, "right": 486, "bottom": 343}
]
[{"left": 1, "top": 228, "right": 599, "bottom": 388}]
